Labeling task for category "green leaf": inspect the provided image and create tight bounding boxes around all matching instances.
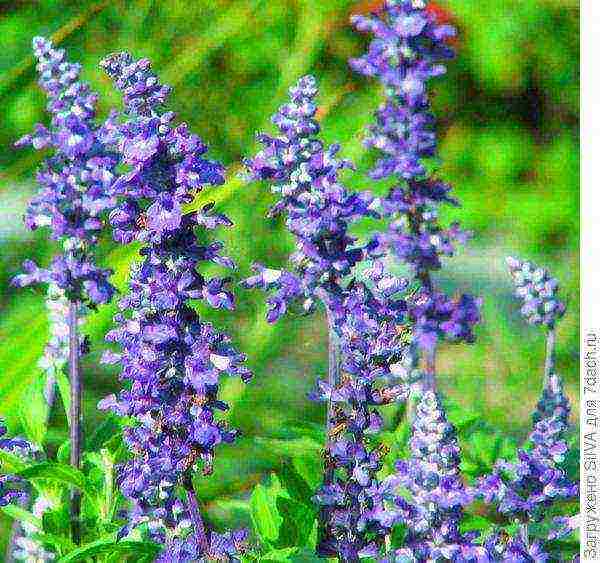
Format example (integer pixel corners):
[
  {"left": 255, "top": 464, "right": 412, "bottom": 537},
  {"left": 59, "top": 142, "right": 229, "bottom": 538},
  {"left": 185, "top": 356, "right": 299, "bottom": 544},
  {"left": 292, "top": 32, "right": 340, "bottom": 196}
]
[
  {"left": 260, "top": 547, "right": 300, "bottom": 562},
  {"left": 56, "top": 440, "right": 70, "bottom": 465},
  {"left": 55, "top": 366, "right": 71, "bottom": 424},
  {"left": 275, "top": 496, "right": 316, "bottom": 548},
  {"left": 460, "top": 514, "right": 494, "bottom": 534},
  {"left": 278, "top": 461, "right": 313, "bottom": 506},
  {"left": 57, "top": 537, "right": 160, "bottom": 562},
  {"left": 1, "top": 504, "right": 43, "bottom": 528},
  {"left": 83, "top": 449, "right": 118, "bottom": 524},
  {"left": 18, "top": 462, "right": 91, "bottom": 495},
  {"left": 42, "top": 505, "right": 71, "bottom": 538},
  {"left": 19, "top": 370, "right": 50, "bottom": 446},
  {"left": 250, "top": 481, "right": 283, "bottom": 543},
  {"left": 254, "top": 436, "right": 321, "bottom": 459},
  {"left": 0, "top": 448, "right": 28, "bottom": 473},
  {"left": 85, "top": 413, "right": 122, "bottom": 451}
]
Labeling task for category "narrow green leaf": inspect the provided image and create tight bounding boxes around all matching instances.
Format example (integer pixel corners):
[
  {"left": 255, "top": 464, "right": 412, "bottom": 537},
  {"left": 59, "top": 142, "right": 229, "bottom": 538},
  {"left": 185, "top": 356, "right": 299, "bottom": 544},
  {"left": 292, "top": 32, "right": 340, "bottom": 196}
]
[
  {"left": 56, "top": 440, "right": 70, "bottom": 465},
  {"left": 55, "top": 367, "right": 71, "bottom": 424},
  {"left": 19, "top": 369, "right": 50, "bottom": 447},
  {"left": 250, "top": 482, "right": 282, "bottom": 543},
  {"left": 57, "top": 537, "right": 160, "bottom": 562},
  {"left": 18, "top": 462, "right": 90, "bottom": 495},
  {"left": 1, "top": 504, "right": 43, "bottom": 529}
]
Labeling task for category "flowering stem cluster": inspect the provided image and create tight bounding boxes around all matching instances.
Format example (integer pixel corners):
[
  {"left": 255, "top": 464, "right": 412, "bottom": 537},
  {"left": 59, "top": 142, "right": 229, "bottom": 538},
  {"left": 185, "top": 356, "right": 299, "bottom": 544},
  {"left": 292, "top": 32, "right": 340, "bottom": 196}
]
[
  {"left": 98, "top": 51, "right": 250, "bottom": 559},
  {"left": 242, "top": 75, "right": 417, "bottom": 559},
  {"left": 477, "top": 258, "right": 577, "bottom": 559},
  {"left": 350, "top": 0, "right": 480, "bottom": 399},
  {"left": 13, "top": 36, "right": 118, "bottom": 542},
  {"left": 5, "top": 9, "right": 580, "bottom": 562}
]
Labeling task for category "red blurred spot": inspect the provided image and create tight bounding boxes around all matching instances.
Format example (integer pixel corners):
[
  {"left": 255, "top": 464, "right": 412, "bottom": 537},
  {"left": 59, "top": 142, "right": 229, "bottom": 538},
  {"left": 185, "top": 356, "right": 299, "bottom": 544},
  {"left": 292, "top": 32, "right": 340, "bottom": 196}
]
[
  {"left": 426, "top": 2, "right": 454, "bottom": 25},
  {"left": 427, "top": 1, "right": 459, "bottom": 48},
  {"left": 349, "top": 0, "right": 385, "bottom": 18}
]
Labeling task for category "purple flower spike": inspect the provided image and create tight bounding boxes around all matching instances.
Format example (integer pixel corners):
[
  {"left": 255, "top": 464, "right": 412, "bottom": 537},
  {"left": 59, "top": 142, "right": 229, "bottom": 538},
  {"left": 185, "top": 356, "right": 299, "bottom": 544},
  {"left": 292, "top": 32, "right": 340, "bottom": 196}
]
[
  {"left": 312, "top": 275, "right": 414, "bottom": 558},
  {"left": 506, "top": 257, "right": 566, "bottom": 328},
  {"left": 100, "top": 52, "right": 248, "bottom": 559},
  {"left": 351, "top": 1, "right": 480, "bottom": 354},
  {"left": 476, "top": 369, "right": 577, "bottom": 526},
  {"left": 13, "top": 37, "right": 117, "bottom": 306},
  {"left": 243, "top": 75, "right": 415, "bottom": 559},
  {"left": 242, "top": 75, "right": 379, "bottom": 313},
  {"left": 371, "top": 392, "right": 491, "bottom": 561}
]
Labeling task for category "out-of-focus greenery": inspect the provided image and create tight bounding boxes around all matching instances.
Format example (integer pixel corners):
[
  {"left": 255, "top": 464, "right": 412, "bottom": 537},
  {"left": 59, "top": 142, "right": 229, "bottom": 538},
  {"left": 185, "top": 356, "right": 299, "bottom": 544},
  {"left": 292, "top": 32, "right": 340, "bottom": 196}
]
[{"left": 0, "top": 0, "right": 578, "bottom": 554}]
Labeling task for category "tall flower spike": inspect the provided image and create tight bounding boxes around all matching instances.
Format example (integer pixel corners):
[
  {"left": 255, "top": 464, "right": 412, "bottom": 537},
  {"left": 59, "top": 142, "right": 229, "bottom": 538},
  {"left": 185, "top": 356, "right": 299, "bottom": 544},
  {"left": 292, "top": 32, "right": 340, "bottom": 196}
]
[
  {"left": 506, "top": 257, "right": 570, "bottom": 428},
  {"left": 99, "top": 52, "right": 250, "bottom": 560},
  {"left": 243, "top": 75, "right": 379, "bottom": 318},
  {"left": 477, "top": 420, "right": 578, "bottom": 552},
  {"left": 312, "top": 268, "right": 413, "bottom": 560},
  {"left": 13, "top": 37, "right": 117, "bottom": 306},
  {"left": 12, "top": 36, "right": 118, "bottom": 543},
  {"left": 372, "top": 392, "right": 490, "bottom": 562},
  {"left": 476, "top": 258, "right": 578, "bottom": 553},
  {"left": 243, "top": 77, "right": 412, "bottom": 561},
  {"left": 476, "top": 376, "right": 578, "bottom": 550},
  {"left": 350, "top": 0, "right": 480, "bottom": 385}
]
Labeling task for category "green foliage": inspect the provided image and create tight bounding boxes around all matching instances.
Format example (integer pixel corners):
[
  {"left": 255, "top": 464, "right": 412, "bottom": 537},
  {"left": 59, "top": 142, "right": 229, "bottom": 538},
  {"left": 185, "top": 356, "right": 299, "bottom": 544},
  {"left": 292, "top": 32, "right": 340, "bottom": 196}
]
[
  {"left": 57, "top": 538, "right": 160, "bottom": 562},
  {"left": 248, "top": 464, "right": 318, "bottom": 558}
]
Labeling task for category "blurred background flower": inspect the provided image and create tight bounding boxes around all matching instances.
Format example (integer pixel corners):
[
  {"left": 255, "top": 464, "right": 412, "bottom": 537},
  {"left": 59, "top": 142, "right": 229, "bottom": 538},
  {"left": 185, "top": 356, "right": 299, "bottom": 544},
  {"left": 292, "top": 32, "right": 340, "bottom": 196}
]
[{"left": 0, "top": 0, "right": 579, "bottom": 551}]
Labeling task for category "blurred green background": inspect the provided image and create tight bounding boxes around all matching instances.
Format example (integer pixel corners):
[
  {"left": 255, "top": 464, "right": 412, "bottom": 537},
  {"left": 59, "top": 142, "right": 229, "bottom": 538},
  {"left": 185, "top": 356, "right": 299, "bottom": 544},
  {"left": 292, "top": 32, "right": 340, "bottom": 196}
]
[{"left": 0, "top": 0, "right": 579, "bottom": 551}]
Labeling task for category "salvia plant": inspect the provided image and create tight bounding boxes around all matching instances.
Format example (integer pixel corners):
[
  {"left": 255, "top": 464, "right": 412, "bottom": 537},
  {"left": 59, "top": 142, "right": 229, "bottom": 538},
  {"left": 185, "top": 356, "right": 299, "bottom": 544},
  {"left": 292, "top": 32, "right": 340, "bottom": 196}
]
[
  {"left": 0, "top": 2, "right": 579, "bottom": 562},
  {"left": 97, "top": 51, "right": 251, "bottom": 561},
  {"left": 349, "top": 0, "right": 481, "bottom": 399}
]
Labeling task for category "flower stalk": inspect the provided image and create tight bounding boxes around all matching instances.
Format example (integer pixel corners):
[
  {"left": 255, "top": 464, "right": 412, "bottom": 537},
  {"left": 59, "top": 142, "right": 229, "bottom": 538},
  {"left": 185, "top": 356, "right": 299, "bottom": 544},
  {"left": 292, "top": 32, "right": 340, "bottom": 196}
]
[
  {"left": 324, "top": 306, "right": 341, "bottom": 485},
  {"left": 183, "top": 476, "right": 209, "bottom": 556},
  {"left": 544, "top": 327, "right": 556, "bottom": 386},
  {"left": 68, "top": 300, "right": 81, "bottom": 544}
]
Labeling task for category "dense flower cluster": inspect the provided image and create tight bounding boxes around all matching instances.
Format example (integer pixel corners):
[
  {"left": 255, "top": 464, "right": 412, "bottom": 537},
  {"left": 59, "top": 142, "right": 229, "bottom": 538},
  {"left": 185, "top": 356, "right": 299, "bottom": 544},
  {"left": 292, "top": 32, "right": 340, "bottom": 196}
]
[
  {"left": 350, "top": 0, "right": 480, "bottom": 353},
  {"left": 0, "top": 421, "right": 30, "bottom": 508},
  {"left": 477, "top": 367, "right": 577, "bottom": 544},
  {"left": 484, "top": 533, "right": 550, "bottom": 562},
  {"left": 13, "top": 37, "right": 116, "bottom": 306},
  {"left": 242, "top": 75, "right": 379, "bottom": 320},
  {"left": 312, "top": 265, "right": 414, "bottom": 559},
  {"left": 372, "top": 392, "right": 489, "bottom": 561},
  {"left": 506, "top": 257, "right": 566, "bottom": 328},
  {"left": 98, "top": 52, "right": 250, "bottom": 559},
  {"left": 156, "top": 526, "right": 249, "bottom": 563},
  {"left": 243, "top": 76, "right": 415, "bottom": 559}
]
